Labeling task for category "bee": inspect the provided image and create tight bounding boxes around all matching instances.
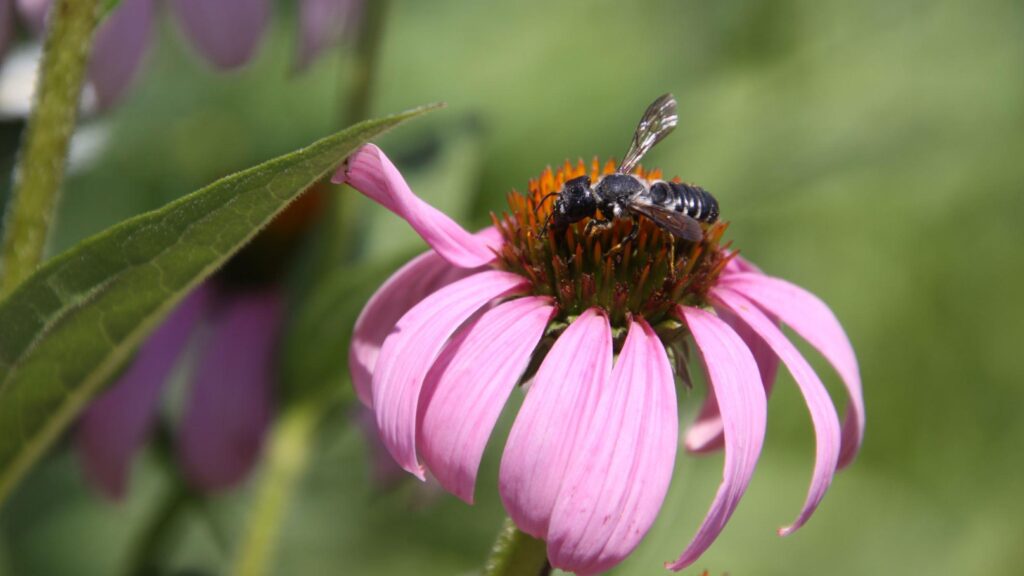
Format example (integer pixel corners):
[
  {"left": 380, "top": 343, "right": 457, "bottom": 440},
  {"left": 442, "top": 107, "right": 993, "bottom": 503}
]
[{"left": 547, "top": 94, "right": 719, "bottom": 243}]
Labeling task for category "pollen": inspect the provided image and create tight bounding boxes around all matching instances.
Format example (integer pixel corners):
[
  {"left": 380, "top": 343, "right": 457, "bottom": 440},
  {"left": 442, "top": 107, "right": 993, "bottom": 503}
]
[{"left": 493, "top": 159, "right": 731, "bottom": 328}]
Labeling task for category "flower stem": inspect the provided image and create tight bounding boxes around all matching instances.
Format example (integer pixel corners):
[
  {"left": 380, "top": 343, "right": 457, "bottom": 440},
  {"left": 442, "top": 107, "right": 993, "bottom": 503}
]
[
  {"left": 484, "top": 518, "right": 551, "bottom": 576},
  {"left": 325, "top": 0, "right": 390, "bottom": 267},
  {"left": 229, "top": 403, "right": 321, "bottom": 576},
  {"left": 0, "top": 0, "right": 101, "bottom": 296}
]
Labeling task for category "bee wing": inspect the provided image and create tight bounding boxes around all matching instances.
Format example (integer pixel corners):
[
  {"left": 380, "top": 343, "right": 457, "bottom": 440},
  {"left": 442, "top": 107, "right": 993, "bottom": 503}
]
[
  {"left": 627, "top": 199, "right": 703, "bottom": 243},
  {"left": 618, "top": 94, "right": 678, "bottom": 174}
]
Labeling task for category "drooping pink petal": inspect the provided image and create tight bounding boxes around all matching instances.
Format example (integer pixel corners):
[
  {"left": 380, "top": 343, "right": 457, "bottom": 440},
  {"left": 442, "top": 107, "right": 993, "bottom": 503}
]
[
  {"left": 76, "top": 284, "right": 211, "bottom": 499},
  {"left": 668, "top": 306, "right": 767, "bottom": 571},
  {"left": 720, "top": 272, "right": 864, "bottom": 468},
  {"left": 547, "top": 318, "right": 678, "bottom": 575},
  {"left": 418, "top": 296, "right": 554, "bottom": 503},
  {"left": 337, "top": 144, "right": 501, "bottom": 268},
  {"left": 178, "top": 288, "right": 283, "bottom": 491},
  {"left": 350, "top": 227, "right": 503, "bottom": 406},
  {"left": 295, "top": 0, "right": 361, "bottom": 70},
  {"left": 685, "top": 307, "right": 779, "bottom": 454},
  {"left": 87, "top": 0, "right": 154, "bottom": 110},
  {"left": 713, "top": 287, "right": 841, "bottom": 535},
  {"left": 14, "top": 0, "right": 47, "bottom": 34},
  {"left": 499, "top": 308, "right": 613, "bottom": 539},
  {"left": 170, "top": 0, "right": 269, "bottom": 70},
  {"left": 373, "top": 270, "right": 528, "bottom": 480}
]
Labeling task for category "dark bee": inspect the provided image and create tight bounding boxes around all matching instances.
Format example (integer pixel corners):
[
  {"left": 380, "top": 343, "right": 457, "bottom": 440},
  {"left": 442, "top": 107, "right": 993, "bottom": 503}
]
[{"left": 548, "top": 94, "right": 718, "bottom": 243}]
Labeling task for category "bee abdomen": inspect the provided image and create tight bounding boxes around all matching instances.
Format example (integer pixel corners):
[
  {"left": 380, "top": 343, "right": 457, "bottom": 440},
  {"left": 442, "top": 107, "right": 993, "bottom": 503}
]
[{"left": 669, "top": 182, "right": 719, "bottom": 223}]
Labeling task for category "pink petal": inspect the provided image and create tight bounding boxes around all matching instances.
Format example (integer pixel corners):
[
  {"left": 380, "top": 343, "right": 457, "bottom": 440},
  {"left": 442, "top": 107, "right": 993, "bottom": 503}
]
[
  {"left": 712, "top": 287, "right": 841, "bottom": 535},
  {"left": 76, "top": 284, "right": 210, "bottom": 499},
  {"left": 295, "top": 0, "right": 361, "bottom": 70},
  {"left": 373, "top": 270, "right": 528, "bottom": 480},
  {"left": 499, "top": 308, "right": 613, "bottom": 539},
  {"left": 669, "top": 306, "right": 767, "bottom": 571},
  {"left": 720, "top": 272, "right": 864, "bottom": 468},
  {"left": 336, "top": 144, "right": 501, "bottom": 268},
  {"left": 418, "top": 296, "right": 554, "bottom": 503},
  {"left": 721, "top": 253, "right": 761, "bottom": 277},
  {"left": 15, "top": 0, "right": 47, "bottom": 33},
  {"left": 685, "top": 307, "right": 779, "bottom": 454},
  {"left": 170, "top": 0, "right": 269, "bottom": 70},
  {"left": 87, "top": 0, "right": 154, "bottom": 110},
  {"left": 350, "top": 227, "right": 503, "bottom": 406},
  {"left": 547, "top": 318, "right": 678, "bottom": 575},
  {"left": 178, "top": 288, "right": 283, "bottom": 491}
]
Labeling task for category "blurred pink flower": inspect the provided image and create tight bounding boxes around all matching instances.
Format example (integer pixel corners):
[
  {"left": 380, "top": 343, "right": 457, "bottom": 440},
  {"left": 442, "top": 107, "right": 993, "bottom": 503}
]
[
  {"left": 5, "top": 0, "right": 361, "bottom": 110},
  {"left": 75, "top": 183, "right": 328, "bottom": 499},
  {"left": 76, "top": 283, "right": 283, "bottom": 497},
  {"left": 336, "top": 144, "right": 865, "bottom": 573}
]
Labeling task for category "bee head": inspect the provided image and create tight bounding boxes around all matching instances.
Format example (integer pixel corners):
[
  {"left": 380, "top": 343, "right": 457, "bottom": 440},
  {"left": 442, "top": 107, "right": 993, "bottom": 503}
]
[{"left": 549, "top": 175, "right": 596, "bottom": 229}]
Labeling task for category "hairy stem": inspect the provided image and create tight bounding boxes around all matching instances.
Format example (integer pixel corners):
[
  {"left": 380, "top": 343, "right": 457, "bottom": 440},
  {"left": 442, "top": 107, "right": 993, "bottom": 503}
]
[
  {"left": 484, "top": 518, "right": 551, "bottom": 576},
  {"left": 0, "top": 0, "right": 101, "bottom": 296}
]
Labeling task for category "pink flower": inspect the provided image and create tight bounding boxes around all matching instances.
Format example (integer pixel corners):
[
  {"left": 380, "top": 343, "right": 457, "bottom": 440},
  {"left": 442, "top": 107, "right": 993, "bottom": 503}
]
[
  {"left": 76, "top": 282, "right": 283, "bottom": 498},
  {"left": 337, "top": 144, "right": 865, "bottom": 573},
  {"left": 7, "top": 0, "right": 360, "bottom": 110},
  {"left": 76, "top": 184, "right": 328, "bottom": 499}
]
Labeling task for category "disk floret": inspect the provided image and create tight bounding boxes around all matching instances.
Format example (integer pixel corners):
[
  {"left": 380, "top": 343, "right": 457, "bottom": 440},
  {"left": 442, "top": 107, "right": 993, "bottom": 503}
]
[{"left": 493, "top": 159, "right": 731, "bottom": 327}]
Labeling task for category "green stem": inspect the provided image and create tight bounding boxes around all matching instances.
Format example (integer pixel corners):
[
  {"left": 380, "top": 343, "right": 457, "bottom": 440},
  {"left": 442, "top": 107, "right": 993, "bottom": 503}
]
[
  {"left": 229, "top": 403, "right": 321, "bottom": 576},
  {"left": 340, "top": 0, "right": 389, "bottom": 127},
  {"left": 326, "top": 0, "right": 390, "bottom": 267},
  {"left": 123, "top": 482, "right": 189, "bottom": 576},
  {"left": 0, "top": 0, "right": 101, "bottom": 296},
  {"left": 484, "top": 518, "right": 551, "bottom": 576}
]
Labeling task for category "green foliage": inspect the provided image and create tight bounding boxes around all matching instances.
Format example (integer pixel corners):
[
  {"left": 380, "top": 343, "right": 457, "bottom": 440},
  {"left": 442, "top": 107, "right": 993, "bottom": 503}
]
[{"left": 0, "top": 103, "right": 440, "bottom": 506}]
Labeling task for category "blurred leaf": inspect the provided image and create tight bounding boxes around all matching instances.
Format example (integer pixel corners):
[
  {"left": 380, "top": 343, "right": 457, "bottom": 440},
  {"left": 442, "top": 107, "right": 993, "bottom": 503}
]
[
  {"left": 281, "top": 255, "right": 410, "bottom": 404},
  {"left": 0, "top": 103, "right": 441, "bottom": 506}
]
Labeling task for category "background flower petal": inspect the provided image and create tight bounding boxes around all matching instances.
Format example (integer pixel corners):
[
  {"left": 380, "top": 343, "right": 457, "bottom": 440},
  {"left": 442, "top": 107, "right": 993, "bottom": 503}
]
[
  {"left": 0, "top": 0, "right": 13, "bottom": 60},
  {"left": 178, "top": 288, "right": 283, "bottom": 491},
  {"left": 418, "top": 296, "right": 554, "bottom": 503},
  {"left": 338, "top": 144, "right": 501, "bottom": 268},
  {"left": 373, "top": 270, "right": 527, "bottom": 479},
  {"left": 713, "top": 287, "right": 841, "bottom": 535},
  {"left": 499, "top": 308, "right": 613, "bottom": 539},
  {"left": 547, "top": 318, "right": 678, "bottom": 574},
  {"left": 295, "top": 0, "right": 361, "bottom": 70},
  {"left": 88, "top": 0, "right": 154, "bottom": 110},
  {"left": 170, "top": 0, "right": 269, "bottom": 70},
  {"left": 669, "top": 306, "right": 767, "bottom": 570},
  {"left": 721, "top": 272, "right": 864, "bottom": 468},
  {"left": 76, "top": 284, "right": 210, "bottom": 499},
  {"left": 15, "top": 0, "right": 47, "bottom": 33}
]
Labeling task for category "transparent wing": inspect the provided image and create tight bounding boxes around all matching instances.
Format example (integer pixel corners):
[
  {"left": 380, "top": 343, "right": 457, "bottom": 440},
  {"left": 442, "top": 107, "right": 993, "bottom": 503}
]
[
  {"left": 627, "top": 199, "right": 703, "bottom": 242},
  {"left": 618, "top": 93, "right": 678, "bottom": 174}
]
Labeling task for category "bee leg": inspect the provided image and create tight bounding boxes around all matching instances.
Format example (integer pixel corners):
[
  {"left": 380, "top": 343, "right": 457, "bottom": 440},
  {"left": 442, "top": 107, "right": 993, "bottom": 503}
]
[
  {"left": 583, "top": 218, "right": 614, "bottom": 236},
  {"left": 608, "top": 218, "right": 640, "bottom": 256},
  {"left": 669, "top": 241, "right": 677, "bottom": 277}
]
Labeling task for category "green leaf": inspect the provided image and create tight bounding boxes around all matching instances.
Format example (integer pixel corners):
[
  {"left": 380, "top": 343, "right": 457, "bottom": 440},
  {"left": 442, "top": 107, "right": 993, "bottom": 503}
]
[{"left": 0, "top": 103, "right": 442, "bottom": 506}]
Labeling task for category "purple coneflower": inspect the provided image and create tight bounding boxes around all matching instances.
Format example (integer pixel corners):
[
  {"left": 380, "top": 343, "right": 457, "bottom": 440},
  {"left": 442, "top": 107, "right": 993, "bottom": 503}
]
[
  {"left": 76, "top": 186, "right": 327, "bottom": 498},
  {"left": 3, "top": 0, "right": 361, "bottom": 110},
  {"left": 336, "top": 144, "right": 865, "bottom": 573}
]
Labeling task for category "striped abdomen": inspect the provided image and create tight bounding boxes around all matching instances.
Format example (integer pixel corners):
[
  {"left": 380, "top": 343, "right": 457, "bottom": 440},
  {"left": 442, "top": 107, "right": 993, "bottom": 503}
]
[{"left": 650, "top": 181, "right": 720, "bottom": 223}]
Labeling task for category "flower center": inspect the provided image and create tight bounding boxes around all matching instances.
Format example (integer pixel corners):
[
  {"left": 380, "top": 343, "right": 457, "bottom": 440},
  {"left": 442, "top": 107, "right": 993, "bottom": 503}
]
[{"left": 493, "top": 159, "right": 731, "bottom": 328}]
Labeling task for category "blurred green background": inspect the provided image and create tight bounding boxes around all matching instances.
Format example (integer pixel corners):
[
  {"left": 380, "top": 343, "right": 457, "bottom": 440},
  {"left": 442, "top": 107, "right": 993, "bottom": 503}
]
[{"left": 1, "top": 0, "right": 1022, "bottom": 574}]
